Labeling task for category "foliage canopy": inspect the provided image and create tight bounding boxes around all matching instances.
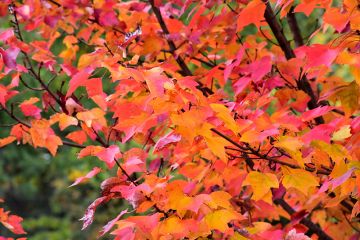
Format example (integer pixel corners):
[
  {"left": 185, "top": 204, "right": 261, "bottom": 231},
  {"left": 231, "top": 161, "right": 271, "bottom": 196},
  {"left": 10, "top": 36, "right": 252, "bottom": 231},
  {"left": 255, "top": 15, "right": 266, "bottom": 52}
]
[{"left": 0, "top": 0, "right": 360, "bottom": 239}]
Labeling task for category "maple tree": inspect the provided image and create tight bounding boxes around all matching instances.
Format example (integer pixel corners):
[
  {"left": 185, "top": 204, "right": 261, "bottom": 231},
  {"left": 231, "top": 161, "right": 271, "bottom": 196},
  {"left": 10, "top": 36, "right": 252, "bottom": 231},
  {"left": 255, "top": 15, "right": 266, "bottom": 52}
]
[{"left": 0, "top": 0, "right": 359, "bottom": 239}]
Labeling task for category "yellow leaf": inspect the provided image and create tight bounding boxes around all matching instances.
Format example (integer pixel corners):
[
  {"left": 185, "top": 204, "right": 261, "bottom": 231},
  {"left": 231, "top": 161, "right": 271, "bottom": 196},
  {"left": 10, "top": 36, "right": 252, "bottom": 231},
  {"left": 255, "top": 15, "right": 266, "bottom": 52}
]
[
  {"left": 200, "top": 123, "right": 228, "bottom": 162},
  {"left": 338, "top": 81, "right": 359, "bottom": 116},
  {"left": 275, "top": 136, "right": 305, "bottom": 168},
  {"left": 289, "top": 150, "right": 305, "bottom": 169},
  {"left": 350, "top": 65, "right": 360, "bottom": 86},
  {"left": 210, "top": 104, "right": 241, "bottom": 134},
  {"left": 205, "top": 209, "right": 239, "bottom": 232},
  {"left": 242, "top": 171, "right": 279, "bottom": 204},
  {"left": 311, "top": 140, "right": 349, "bottom": 163},
  {"left": 274, "top": 136, "right": 303, "bottom": 152},
  {"left": 332, "top": 125, "right": 352, "bottom": 141},
  {"left": 51, "top": 113, "right": 78, "bottom": 131},
  {"left": 168, "top": 189, "right": 193, "bottom": 218},
  {"left": 208, "top": 191, "right": 233, "bottom": 209},
  {"left": 170, "top": 109, "right": 206, "bottom": 142},
  {"left": 230, "top": 232, "right": 249, "bottom": 240},
  {"left": 158, "top": 216, "right": 187, "bottom": 236},
  {"left": 330, "top": 157, "right": 348, "bottom": 179},
  {"left": 246, "top": 222, "right": 272, "bottom": 234},
  {"left": 282, "top": 168, "right": 319, "bottom": 195}
]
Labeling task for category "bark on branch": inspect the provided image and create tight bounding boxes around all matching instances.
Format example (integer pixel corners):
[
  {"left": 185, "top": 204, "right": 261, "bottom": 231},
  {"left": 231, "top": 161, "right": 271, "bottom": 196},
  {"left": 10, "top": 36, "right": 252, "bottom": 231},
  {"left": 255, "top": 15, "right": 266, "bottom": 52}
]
[
  {"left": 263, "top": 2, "right": 324, "bottom": 124},
  {"left": 274, "top": 198, "right": 333, "bottom": 240}
]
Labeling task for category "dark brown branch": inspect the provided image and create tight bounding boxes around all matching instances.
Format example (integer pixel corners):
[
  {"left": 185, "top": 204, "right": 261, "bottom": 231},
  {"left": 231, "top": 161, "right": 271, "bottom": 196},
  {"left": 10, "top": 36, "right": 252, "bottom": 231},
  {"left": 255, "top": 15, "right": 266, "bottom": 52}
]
[
  {"left": 342, "top": 211, "right": 360, "bottom": 232},
  {"left": 191, "top": 56, "right": 216, "bottom": 68},
  {"left": 211, "top": 128, "right": 331, "bottom": 175},
  {"left": 19, "top": 76, "right": 45, "bottom": 91},
  {"left": 263, "top": 3, "right": 295, "bottom": 59},
  {"left": 46, "top": 0, "right": 61, "bottom": 7},
  {"left": 148, "top": 0, "right": 213, "bottom": 95},
  {"left": 259, "top": 27, "right": 280, "bottom": 46},
  {"left": 11, "top": 6, "right": 67, "bottom": 113},
  {"left": 263, "top": 1, "right": 324, "bottom": 124},
  {"left": 148, "top": 0, "right": 192, "bottom": 76},
  {"left": 287, "top": 6, "right": 304, "bottom": 47},
  {"left": 274, "top": 198, "right": 333, "bottom": 240},
  {"left": 1, "top": 105, "right": 31, "bottom": 128},
  {"left": 62, "top": 140, "right": 86, "bottom": 148}
]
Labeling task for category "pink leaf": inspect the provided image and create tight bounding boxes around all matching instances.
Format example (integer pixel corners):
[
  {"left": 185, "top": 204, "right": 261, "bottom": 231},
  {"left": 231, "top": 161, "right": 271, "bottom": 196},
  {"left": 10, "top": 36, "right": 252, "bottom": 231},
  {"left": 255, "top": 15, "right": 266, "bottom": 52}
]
[
  {"left": 80, "top": 196, "right": 109, "bottom": 230},
  {"left": 285, "top": 229, "right": 311, "bottom": 240},
  {"left": 301, "top": 124, "right": 336, "bottom": 144},
  {"left": 295, "top": 44, "right": 339, "bottom": 69},
  {"left": 243, "top": 56, "right": 272, "bottom": 82},
  {"left": 153, "top": 131, "right": 181, "bottom": 153},
  {"left": 351, "top": 117, "right": 360, "bottom": 133},
  {"left": 301, "top": 106, "right": 335, "bottom": 122},
  {"left": 145, "top": 67, "right": 171, "bottom": 97},
  {"left": 234, "top": 76, "right": 252, "bottom": 95},
  {"left": 331, "top": 167, "right": 355, "bottom": 190},
  {"left": 66, "top": 69, "right": 92, "bottom": 98},
  {"left": 99, "top": 209, "right": 128, "bottom": 237},
  {"left": 99, "top": 10, "right": 120, "bottom": 27},
  {"left": 4, "top": 215, "right": 27, "bottom": 234},
  {"left": 224, "top": 48, "right": 244, "bottom": 81},
  {"left": 0, "top": 29, "right": 14, "bottom": 42},
  {"left": 69, "top": 167, "right": 102, "bottom": 187},
  {"left": 19, "top": 97, "right": 41, "bottom": 119},
  {"left": 0, "top": 47, "right": 20, "bottom": 69},
  {"left": 96, "top": 145, "right": 121, "bottom": 169}
]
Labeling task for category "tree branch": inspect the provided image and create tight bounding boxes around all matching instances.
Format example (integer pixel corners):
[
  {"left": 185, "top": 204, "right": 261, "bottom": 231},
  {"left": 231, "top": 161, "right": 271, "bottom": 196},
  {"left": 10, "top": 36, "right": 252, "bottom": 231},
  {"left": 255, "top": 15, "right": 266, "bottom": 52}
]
[
  {"left": 211, "top": 128, "right": 330, "bottom": 175},
  {"left": 287, "top": 6, "right": 304, "bottom": 47},
  {"left": 148, "top": 0, "right": 192, "bottom": 76},
  {"left": 274, "top": 198, "right": 333, "bottom": 240},
  {"left": 263, "top": 1, "right": 324, "bottom": 124},
  {"left": 148, "top": 0, "right": 213, "bottom": 95}
]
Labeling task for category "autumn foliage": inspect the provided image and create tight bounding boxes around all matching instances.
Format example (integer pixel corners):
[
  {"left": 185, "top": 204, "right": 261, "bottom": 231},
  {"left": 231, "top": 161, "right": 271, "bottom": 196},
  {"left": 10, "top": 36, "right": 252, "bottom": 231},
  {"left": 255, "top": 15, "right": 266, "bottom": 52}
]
[{"left": 0, "top": 0, "right": 360, "bottom": 239}]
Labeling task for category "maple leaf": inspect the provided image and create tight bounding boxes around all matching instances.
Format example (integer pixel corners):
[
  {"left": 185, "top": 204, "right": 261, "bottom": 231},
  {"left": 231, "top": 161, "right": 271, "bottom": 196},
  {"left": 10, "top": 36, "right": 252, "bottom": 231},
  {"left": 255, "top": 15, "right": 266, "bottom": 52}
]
[
  {"left": 205, "top": 209, "right": 240, "bottom": 232},
  {"left": 0, "top": 136, "right": 16, "bottom": 148},
  {"left": 0, "top": 208, "right": 26, "bottom": 235},
  {"left": 19, "top": 97, "right": 41, "bottom": 119},
  {"left": 243, "top": 171, "right": 279, "bottom": 204},
  {"left": 236, "top": 0, "right": 266, "bottom": 31},
  {"left": 0, "top": 84, "right": 18, "bottom": 107},
  {"left": 210, "top": 104, "right": 241, "bottom": 134},
  {"left": 0, "top": 47, "right": 20, "bottom": 69},
  {"left": 69, "top": 167, "right": 102, "bottom": 187},
  {"left": 281, "top": 168, "right": 319, "bottom": 195},
  {"left": 99, "top": 209, "right": 128, "bottom": 237},
  {"left": 66, "top": 68, "right": 92, "bottom": 98},
  {"left": 153, "top": 131, "right": 181, "bottom": 153},
  {"left": 66, "top": 130, "right": 88, "bottom": 145},
  {"left": 96, "top": 145, "right": 121, "bottom": 169},
  {"left": 50, "top": 113, "right": 78, "bottom": 131},
  {"left": 80, "top": 196, "right": 109, "bottom": 230},
  {"left": 285, "top": 229, "right": 311, "bottom": 240}
]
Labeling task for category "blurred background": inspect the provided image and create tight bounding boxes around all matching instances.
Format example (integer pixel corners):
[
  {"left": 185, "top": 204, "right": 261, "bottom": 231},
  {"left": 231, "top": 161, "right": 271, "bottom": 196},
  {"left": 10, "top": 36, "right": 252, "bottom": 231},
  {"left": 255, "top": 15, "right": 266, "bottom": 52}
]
[{"left": 0, "top": 142, "right": 124, "bottom": 239}]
